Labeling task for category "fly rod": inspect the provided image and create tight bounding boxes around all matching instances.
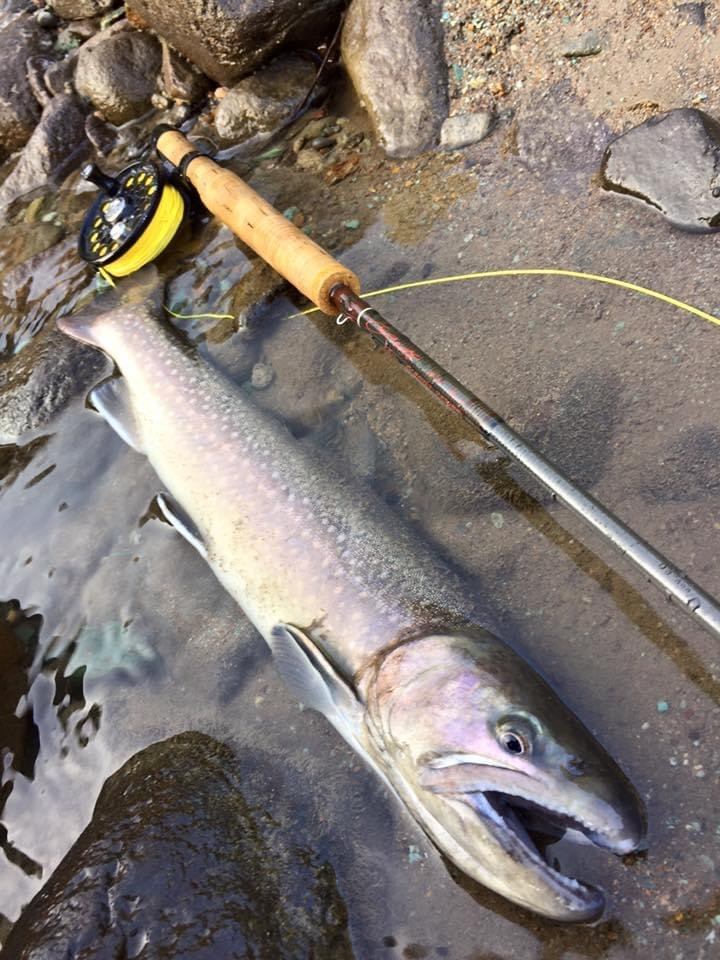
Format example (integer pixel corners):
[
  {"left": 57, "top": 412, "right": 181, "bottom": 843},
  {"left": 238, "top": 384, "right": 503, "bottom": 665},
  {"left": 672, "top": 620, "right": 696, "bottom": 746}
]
[{"left": 92, "top": 126, "right": 720, "bottom": 642}]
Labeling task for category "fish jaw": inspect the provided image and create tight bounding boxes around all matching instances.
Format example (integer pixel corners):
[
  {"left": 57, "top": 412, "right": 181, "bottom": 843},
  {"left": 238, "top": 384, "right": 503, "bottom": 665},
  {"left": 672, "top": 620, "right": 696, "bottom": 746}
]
[{"left": 363, "top": 632, "right": 646, "bottom": 922}]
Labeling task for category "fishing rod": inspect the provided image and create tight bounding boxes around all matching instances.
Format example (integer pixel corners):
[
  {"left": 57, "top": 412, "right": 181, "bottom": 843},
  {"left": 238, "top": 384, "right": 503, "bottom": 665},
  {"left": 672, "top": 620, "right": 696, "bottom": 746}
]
[{"left": 76, "top": 125, "right": 720, "bottom": 642}]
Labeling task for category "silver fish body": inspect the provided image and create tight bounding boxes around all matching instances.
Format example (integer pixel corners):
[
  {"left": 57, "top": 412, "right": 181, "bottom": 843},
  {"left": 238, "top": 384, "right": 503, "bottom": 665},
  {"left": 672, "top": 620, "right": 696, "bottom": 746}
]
[{"left": 58, "top": 280, "right": 646, "bottom": 922}]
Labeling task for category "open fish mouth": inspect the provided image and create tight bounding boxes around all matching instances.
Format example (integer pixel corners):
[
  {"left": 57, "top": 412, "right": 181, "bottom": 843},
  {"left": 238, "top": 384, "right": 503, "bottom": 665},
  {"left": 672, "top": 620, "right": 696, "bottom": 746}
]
[{"left": 460, "top": 788, "right": 612, "bottom": 919}]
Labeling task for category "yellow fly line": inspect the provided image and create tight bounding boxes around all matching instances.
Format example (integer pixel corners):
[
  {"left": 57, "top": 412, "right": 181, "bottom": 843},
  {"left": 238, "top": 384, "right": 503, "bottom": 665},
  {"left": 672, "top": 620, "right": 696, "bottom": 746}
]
[{"left": 290, "top": 267, "right": 720, "bottom": 329}]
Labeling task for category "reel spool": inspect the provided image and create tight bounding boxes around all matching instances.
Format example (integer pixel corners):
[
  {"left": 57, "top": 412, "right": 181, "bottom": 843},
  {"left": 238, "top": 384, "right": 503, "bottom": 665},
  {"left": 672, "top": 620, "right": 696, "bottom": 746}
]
[{"left": 78, "top": 160, "right": 187, "bottom": 280}]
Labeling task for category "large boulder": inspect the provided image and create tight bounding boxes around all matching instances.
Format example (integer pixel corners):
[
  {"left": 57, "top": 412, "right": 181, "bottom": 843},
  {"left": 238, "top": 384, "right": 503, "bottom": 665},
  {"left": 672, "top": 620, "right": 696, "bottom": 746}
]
[
  {"left": 3, "top": 732, "right": 353, "bottom": 959},
  {"left": 74, "top": 28, "right": 162, "bottom": 124},
  {"left": 341, "top": 0, "right": 448, "bottom": 157},
  {"left": 125, "top": 0, "right": 345, "bottom": 85}
]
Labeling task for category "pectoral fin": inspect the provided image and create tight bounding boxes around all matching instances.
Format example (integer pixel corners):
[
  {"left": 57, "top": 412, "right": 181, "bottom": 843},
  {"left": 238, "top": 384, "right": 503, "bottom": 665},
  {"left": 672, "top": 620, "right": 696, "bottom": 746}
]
[{"left": 268, "top": 623, "right": 371, "bottom": 753}]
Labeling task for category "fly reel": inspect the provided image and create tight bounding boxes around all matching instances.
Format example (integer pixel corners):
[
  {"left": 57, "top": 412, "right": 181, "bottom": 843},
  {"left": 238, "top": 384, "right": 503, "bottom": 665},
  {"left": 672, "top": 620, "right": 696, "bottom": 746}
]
[{"left": 78, "top": 160, "right": 187, "bottom": 280}]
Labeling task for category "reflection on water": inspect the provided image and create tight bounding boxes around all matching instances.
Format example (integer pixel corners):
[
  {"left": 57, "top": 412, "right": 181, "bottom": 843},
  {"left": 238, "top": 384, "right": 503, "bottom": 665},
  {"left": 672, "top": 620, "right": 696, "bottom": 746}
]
[{"left": 0, "top": 144, "right": 718, "bottom": 957}]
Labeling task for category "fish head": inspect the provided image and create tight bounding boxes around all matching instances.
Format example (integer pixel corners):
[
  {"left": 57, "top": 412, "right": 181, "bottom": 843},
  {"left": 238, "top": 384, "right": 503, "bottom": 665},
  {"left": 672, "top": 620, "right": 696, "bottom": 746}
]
[{"left": 365, "top": 630, "right": 646, "bottom": 922}]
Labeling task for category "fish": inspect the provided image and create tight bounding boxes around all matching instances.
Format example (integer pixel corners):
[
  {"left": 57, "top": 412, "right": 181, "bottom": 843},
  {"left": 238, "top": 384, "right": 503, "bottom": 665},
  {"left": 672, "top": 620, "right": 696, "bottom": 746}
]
[{"left": 57, "top": 273, "right": 646, "bottom": 922}]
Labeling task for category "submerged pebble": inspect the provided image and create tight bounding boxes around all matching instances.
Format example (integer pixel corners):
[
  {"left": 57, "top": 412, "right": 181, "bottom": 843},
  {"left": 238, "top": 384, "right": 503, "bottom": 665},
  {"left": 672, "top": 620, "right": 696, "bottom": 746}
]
[
  {"left": 601, "top": 107, "right": 720, "bottom": 231},
  {"left": 250, "top": 361, "right": 275, "bottom": 390}
]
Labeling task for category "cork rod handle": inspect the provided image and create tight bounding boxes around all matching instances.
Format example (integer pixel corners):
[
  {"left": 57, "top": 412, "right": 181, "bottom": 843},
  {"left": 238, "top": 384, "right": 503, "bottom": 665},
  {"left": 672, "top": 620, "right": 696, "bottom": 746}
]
[{"left": 156, "top": 129, "right": 361, "bottom": 314}]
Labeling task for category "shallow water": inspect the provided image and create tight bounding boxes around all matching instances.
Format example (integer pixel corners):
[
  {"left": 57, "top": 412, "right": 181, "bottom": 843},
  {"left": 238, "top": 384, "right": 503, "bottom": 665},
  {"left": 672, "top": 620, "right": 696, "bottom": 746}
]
[{"left": 1, "top": 131, "right": 719, "bottom": 958}]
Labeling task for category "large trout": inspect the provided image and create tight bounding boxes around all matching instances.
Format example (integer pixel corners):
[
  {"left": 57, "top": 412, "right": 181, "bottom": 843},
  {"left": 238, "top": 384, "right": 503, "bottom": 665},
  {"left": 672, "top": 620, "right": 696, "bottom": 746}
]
[{"left": 58, "top": 276, "right": 645, "bottom": 922}]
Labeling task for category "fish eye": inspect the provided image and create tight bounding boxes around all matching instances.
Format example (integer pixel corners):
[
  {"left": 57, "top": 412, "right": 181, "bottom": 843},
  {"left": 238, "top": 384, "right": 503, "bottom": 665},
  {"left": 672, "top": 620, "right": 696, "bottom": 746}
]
[
  {"left": 496, "top": 715, "right": 537, "bottom": 756},
  {"left": 500, "top": 729, "right": 529, "bottom": 755}
]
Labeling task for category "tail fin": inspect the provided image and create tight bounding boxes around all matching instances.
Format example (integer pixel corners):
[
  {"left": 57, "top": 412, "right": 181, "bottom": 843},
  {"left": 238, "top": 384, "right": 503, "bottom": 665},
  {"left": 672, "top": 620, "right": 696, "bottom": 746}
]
[{"left": 57, "top": 267, "right": 165, "bottom": 348}]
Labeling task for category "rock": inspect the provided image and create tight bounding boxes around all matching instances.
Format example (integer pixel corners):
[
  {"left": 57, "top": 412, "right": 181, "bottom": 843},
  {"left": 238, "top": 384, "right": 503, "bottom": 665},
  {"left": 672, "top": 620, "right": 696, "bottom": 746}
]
[
  {"left": 0, "top": 601, "right": 42, "bottom": 780},
  {"left": 0, "top": 10, "right": 44, "bottom": 161},
  {"left": 49, "top": 0, "right": 117, "bottom": 17},
  {"left": 676, "top": 2, "right": 706, "bottom": 27},
  {"left": 34, "top": 7, "right": 59, "bottom": 30},
  {"left": 3, "top": 732, "right": 353, "bottom": 959},
  {"left": 74, "top": 28, "right": 162, "bottom": 124},
  {"left": 125, "top": 0, "right": 345, "bottom": 86},
  {"left": 601, "top": 107, "right": 720, "bottom": 231},
  {"left": 560, "top": 29, "right": 603, "bottom": 57},
  {"left": 214, "top": 54, "right": 316, "bottom": 143},
  {"left": 440, "top": 112, "right": 493, "bottom": 150},
  {"left": 160, "top": 38, "right": 211, "bottom": 104},
  {"left": 250, "top": 360, "right": 275, "bottom": 389},
  {"left": 44, "top": 57, "right": 75, "bottom": 96},
  {"left": 0, "top": 322, "right": 106, "bottom": 443},
  {"left": 0, "top": 95, "right": 88, "bottom": 213},
  {"left": 341, "top": 0, "right": 448, "bottom": 157}
]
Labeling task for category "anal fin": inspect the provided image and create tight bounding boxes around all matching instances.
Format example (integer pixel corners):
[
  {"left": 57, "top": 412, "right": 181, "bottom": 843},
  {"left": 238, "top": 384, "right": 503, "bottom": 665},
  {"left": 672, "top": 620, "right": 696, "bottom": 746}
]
[
  {"left": 89, "top": 377, "right": 144, "bottom": 453},
  {"left": 156, "top": 492, "right": 207, "bottom": 557}
]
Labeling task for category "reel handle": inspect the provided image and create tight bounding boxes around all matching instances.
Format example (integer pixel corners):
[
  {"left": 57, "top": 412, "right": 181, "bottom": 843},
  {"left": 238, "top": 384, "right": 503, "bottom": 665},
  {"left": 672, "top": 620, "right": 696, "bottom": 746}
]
[{"left": 155, "top": 128, "right": 361, "bottom": 314}]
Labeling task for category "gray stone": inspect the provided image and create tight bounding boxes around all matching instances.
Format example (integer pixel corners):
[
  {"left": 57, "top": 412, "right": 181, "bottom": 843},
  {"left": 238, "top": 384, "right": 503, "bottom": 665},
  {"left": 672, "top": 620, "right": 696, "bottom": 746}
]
[
  {"left": 125, "top": 0, "right": 345, "bottom": 86},
  {"left": 341, "top": 0, "right": 448, "bottom": 157},
  {"left": 215, "top": 55, "right": 316, "bottom": 143},
  {"left": 440, "top": 112, "right": 493, "bottom": 150},
  {"left": 44, "top": 57, "right": 76, "bottom": 97},
  {"left": 676, "top": 2, "right": 706, "bottom": 28},
  {"left": 75, "top": 28, "right": 162, "bottom": 124},
  {"left": 160, "top": 38, "right": 211, "bottom": 104},
  {"left": 0, "top": 321, "right": 106, "bottom": 444},
  {"left": 250, "top": 360, "right": 275, "bottom": 390},
  {"left": 601, "top": 107, "right": 720, "bottom": 231},
  {"left": 0, "top": 95, "right": 88, "bottom": 212},
  {"left": 50, "top": 0, "right": 117, "bottom": 18},
  {"left": 0, "top": 10, "right": 44, "bottom": 161},
  {"left": 560, "top": 29, "right": 603, "bottom": 57},
  {"left": 3, "top": 733, "right": 353, "bottom": 959}
]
